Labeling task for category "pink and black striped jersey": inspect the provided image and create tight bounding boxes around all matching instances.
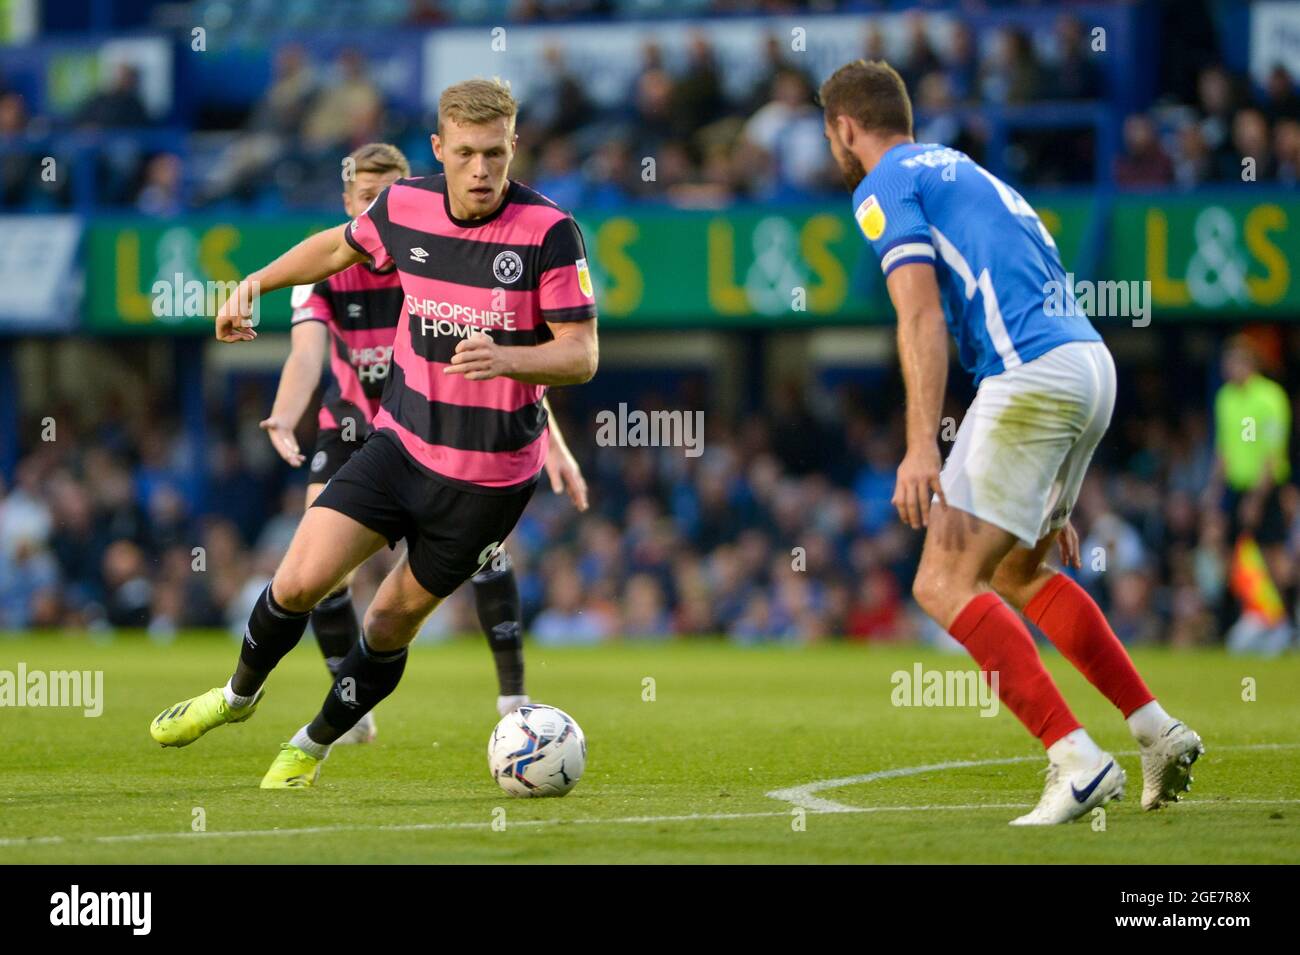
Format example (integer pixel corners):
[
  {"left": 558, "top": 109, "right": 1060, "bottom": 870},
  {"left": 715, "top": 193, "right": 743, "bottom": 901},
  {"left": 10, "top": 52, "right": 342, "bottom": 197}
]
[
  {"left": 343, "top": 174, "right": 597, "bottom": 491},
  {"left": 290, "top": 262, "right": 402, "bottom": 433}
]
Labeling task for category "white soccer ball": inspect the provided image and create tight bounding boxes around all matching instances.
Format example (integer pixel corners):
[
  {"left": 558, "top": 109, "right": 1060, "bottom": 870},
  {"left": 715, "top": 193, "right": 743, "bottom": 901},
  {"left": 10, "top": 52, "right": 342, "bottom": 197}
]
[{"left": 488, "top": 703, "right": 586, "bottom": 797}]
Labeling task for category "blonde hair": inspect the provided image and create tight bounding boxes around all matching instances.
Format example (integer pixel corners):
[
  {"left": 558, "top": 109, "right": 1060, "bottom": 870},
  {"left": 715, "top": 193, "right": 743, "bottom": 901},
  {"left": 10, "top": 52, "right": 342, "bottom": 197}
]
[
  {"left": 438, "top": 77, "right": 518, "bottom": 133},
  {"left": 344, "top": 142, "right": 410, "bottom": 190}
]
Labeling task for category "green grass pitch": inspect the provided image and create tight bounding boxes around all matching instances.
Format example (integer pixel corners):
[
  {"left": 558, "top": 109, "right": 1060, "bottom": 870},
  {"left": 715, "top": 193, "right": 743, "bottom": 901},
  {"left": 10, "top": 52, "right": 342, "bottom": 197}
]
[{"left": 1, "top": 633, "right": 1297, "bottom": 863}]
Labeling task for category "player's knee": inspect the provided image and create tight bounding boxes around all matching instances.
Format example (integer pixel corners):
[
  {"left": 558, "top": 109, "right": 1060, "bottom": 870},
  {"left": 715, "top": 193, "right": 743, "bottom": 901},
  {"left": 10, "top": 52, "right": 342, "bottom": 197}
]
[
  {"left": 270, "top": 572, "right": 326, "bottom": 615},
  {"left": 911, "top": 569, "right": 948, "bottom": 622},
  {"left": 362, "top": 604, "right": 423, "bottom": 652}
]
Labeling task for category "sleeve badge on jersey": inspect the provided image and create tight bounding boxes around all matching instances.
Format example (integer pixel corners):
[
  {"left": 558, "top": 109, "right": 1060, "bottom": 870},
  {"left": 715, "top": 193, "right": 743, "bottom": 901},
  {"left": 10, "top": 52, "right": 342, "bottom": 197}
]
[
  {"left": 290, "top": 284, "right": 314, "bottom": 308},
  {"left": 855, "top": 194, "right": 886, "bottom": 241},
  {"left": 575, "top": 257, "right": 594, "bottom": 298}
]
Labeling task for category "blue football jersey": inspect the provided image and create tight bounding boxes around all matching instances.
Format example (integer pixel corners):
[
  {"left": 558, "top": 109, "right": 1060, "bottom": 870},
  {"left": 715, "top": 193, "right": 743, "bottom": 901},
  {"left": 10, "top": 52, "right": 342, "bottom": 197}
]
[{"left": 852, "top": 143, "right": 1099, "bottom": 384}]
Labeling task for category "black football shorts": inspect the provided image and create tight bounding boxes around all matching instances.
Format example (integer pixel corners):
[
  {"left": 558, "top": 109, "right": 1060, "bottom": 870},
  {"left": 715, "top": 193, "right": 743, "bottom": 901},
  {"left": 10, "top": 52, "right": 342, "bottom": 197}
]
[
  {"left": 312, "top": 430, "right": 536, "bottom": 597},
  {"left": 307, "top": 426, "right": 368, "bottom": 484}
]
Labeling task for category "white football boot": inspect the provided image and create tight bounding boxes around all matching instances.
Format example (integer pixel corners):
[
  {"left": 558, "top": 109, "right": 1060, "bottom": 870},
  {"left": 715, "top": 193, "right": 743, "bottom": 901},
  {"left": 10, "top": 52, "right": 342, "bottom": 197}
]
[
  {"left": 1010, "top": 753, "right": 1125, "bottom": 826},
  {"left": 334, "top": 710, "right": 377, "bottom": 745},
  {"left": 1138, "top": 719, "right": 1204, "bottom": 810},
  {"left": 497, "top": 694, "right": 530, "bottom": 717}
]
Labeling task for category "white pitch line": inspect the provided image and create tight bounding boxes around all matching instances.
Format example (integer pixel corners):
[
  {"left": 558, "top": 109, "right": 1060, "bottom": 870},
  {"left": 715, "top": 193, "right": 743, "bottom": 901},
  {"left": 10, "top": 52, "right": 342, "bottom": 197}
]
[
  {"left": 1, "top": 743, "right": 1296, "bottom": 850},
  {"left": 0, "top": 803, "right": 1041, "bottom": 849},
  {"left": 765, "top": 742, "right": 1300, "bottom": 813}
]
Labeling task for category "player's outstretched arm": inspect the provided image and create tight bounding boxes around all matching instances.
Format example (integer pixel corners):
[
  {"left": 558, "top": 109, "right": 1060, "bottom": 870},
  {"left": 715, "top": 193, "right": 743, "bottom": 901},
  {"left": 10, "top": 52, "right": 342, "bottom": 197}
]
[
  {"left": 542, "top": 395, "right": 589, "bottom": 512},
  {"left": 887, "top": 262, "right": 949, "bottom": 529},
  {"left": 261, "top": 321, "right": 329, "bottom": 467},
  {"left": 215, "top": 224, "right": 366, "bottom": 342},
  {"left": 445, "top": 318, "right": 598, "bottom": 387}
]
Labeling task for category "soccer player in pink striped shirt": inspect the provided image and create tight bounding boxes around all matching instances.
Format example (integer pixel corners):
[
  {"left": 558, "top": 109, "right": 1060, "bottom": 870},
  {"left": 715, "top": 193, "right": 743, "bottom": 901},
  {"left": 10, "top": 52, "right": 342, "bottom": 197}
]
[
  {"left": 151, "top": 80, "right": 598, "bottom": 789},
  {"left": 258, "top": 143, "right": 588, "bottom": 748}
]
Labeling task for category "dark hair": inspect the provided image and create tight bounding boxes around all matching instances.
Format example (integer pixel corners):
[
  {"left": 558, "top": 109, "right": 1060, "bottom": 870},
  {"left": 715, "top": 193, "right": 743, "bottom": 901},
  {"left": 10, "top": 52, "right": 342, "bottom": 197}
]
[{"left": 818, "top": 59, "right": 913, "bottom": 137}]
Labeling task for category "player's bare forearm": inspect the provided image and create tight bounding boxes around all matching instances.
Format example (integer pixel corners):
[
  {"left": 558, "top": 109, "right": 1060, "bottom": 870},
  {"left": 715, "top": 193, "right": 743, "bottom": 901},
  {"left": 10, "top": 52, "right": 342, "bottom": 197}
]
[
  {"left": 502, "top": 321, "right": 599, "bottom": 386},
  {"left": 216, "top": 226, "right": 365, "bottom": 342},
  {"left": 887, "top": 264, "right": 948, "bottom": 449},
  {"left": 898, "top": 309, "right": 948, "bottom": 447},
  {"left": 543, "top": 396, "right": 572, "bottom": 453},
  {"left": 270, "top": 323, "right": 328, "bottom": 427},
  {"left": 261, "top": 322, "right": 328, "bottom": 466},
  {"left": 247, "top": 225, "right": 365, "bottom": 296}
]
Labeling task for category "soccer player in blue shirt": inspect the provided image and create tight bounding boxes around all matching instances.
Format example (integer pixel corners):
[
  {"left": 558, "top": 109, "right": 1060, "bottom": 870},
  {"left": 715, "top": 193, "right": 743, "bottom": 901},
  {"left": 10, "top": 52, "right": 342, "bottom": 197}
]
[{"left": 821, "top": 60, "right": 1203, "bottom": 825}]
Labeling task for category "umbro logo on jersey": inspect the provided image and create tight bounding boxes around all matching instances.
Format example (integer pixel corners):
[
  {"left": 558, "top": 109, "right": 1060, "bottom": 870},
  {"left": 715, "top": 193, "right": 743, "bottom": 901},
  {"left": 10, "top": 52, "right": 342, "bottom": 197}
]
[
  {"left": 409, "top": 247, "right": 429, "bottom": 263},
  {"left": 347, "top": 303, "right": 362, "bottom": 318}
]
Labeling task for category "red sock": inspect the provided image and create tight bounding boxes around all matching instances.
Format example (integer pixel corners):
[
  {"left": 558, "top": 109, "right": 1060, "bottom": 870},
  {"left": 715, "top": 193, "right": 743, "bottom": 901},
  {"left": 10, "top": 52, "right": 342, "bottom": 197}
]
[
  {"left": 1024, "top": 573, "right": 1154, "bottom": 718},
  {"left": 950, "top": 592, "right": 1080, "bottom": 748}
]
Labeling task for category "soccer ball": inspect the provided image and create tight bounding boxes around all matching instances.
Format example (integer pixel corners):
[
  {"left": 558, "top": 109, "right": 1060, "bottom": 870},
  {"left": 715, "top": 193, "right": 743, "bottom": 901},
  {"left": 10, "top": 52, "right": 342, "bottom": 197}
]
[{"left": 488, "top": 703, "right": 586, "bottom": 797}]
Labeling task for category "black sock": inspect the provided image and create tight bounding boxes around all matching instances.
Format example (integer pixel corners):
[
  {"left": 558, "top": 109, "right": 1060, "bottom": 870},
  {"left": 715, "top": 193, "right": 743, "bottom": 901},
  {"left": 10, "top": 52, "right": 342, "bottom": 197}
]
[
  {"left": 472, "top": 556, "right": 525, "bottom": 696},
  {"left": 307, "top": 635, "right": 407, "bottom": 744},
  {"left": 311, "top": 587, "right": 360, "bottom": 676},
  {"left": 232, "top": 583, "right": 310, "bottom": 696}
]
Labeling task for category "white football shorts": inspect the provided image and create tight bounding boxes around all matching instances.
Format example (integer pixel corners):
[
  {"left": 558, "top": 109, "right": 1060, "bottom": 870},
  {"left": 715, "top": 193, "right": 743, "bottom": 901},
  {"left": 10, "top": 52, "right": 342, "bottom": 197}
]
[{"left": 939, "top": 340, "right": 1116, "bottom": 548}]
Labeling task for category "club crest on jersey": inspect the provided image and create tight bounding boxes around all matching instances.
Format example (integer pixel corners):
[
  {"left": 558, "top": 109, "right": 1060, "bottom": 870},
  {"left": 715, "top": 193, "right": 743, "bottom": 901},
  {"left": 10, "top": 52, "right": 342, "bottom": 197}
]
[
  {"left": 855, "top": 194, "right": 886, "bottom": 241},
  {"left": 493, "top": 250, "right": 523, "bottom": 284},
  {"left": 575, "top": 258, "right": 594, "bottom": 298},
  {"left": 311, "top": 450, "right": 327, "bottom": 472}
]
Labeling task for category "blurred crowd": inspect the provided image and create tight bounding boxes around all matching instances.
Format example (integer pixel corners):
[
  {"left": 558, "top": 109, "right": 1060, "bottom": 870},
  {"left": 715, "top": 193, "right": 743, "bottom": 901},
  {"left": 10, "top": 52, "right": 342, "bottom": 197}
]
[
  {"left": 7, "top": 4, "right": 1297, "bottom": 215},
  {"left": 1115, "top": 63, "right": 1300, "bottom": 189},
  {"left": 2, "top": 342, "right": 1297, "bottom": 653}
]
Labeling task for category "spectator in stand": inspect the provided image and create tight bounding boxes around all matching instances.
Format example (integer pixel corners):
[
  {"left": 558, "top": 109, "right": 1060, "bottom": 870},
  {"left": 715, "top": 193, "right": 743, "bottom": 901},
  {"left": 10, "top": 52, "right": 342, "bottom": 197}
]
[
  {"left": 944, "top": 22, "right": 980, "bottom": 104},
  {"left": 1276, "top": 118, "right": 1300, "bottom": 185},
  {"left": 1196, "top": 64, "right": 1240, "bottom": 161},
  {"left": 1172, "top": 121, "right": 1215, "bottom": 189},
  {"left": 1220, "top": 108, "right": 1274, "bottom": 182},
  {"left": 741, "top": 68, "right": 831, "bottom": 197},
  {"left": 532, "top": 137, "right": 586, "bottom": 211},
  {"left": 1114, "top": 113, "right": 1173, "bottom": 188},
  {"left": 198, "top": 45, "right": 317, "bottom": 205},
  {"left": 630, "top": 67, "right": 678, "bottom": 177},
  {"left": 981, "top": 27, "right": 1043, "bottom": 105},
  {"left": 846, "top": 566, "right": 906, "bottom": 642},
  {"left": 0, "top": 531, "right": 60, "bottom": 630},
  {"left": 300, "top": 50, "right": 382, "bottom": 154},
  {"left": 1260, "top": 64, "right": 1300, "bottom": 125},
  {"left": 622, "top": 573, "right": 672, "bottom": 639},
  {"left": 0, "top": 92, "right": 53, "bottom": 209},
  {"left": 532, "top": 564, "right": 613, "bottom": 646},
  {"left": 670, "top": 33, "right": 726, "bottom": 143},
  {"left": 744, "top": 33, "right": 813, "bottom": 115},
  {"left": 898, "top": 13, "right": 942, "bottom": 94},
  {"left": 1047, "top": 14, "right": 1103, "bottom": 100},
  {"left": 101, "top": 539, "right": 151, "bottom": 629},
  {"left": 135, "top": 152, "right": 183, "bottom": 216},
  {"left": 75, "top": 62, "right": 151, "bottom": 128},
  {"left": 523, "top": 44, "right": 592, "bottom": 141}
]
